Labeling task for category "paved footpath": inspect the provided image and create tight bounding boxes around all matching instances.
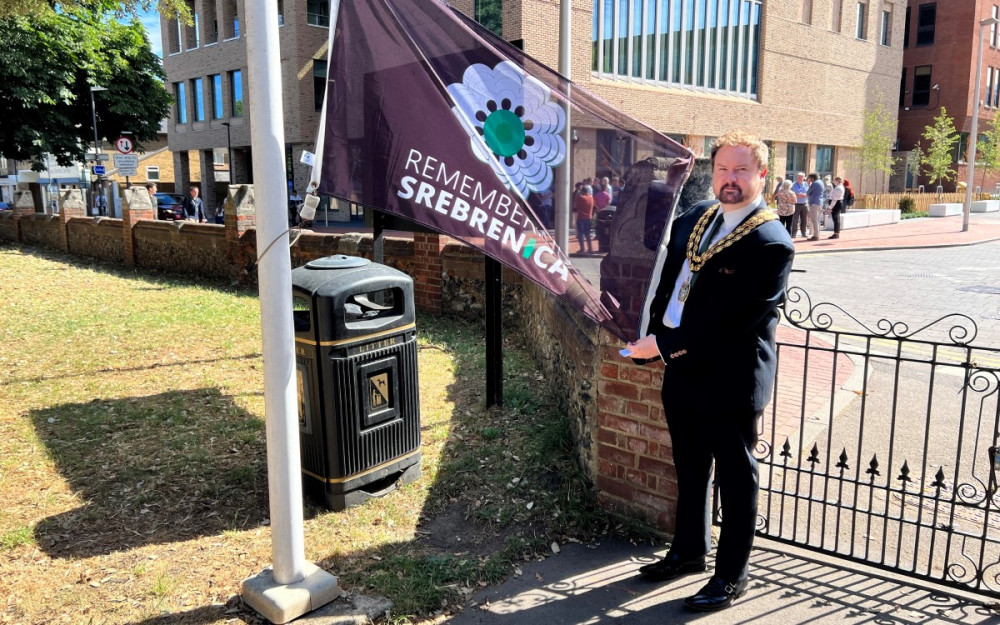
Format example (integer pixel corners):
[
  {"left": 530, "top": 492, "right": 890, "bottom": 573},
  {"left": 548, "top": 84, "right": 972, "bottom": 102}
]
[{"left": 446, "top": 212, "right": 1000, "bottom": 625}]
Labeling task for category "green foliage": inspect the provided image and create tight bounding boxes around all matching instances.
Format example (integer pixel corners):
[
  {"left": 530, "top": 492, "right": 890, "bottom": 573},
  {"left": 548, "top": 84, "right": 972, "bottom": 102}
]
[
  {"left": 898, "top": 195, "right": 916, "bottom": 214},
  {"left": 907, "top": 143, "right": 924, "bottom": 186},
  {"left": 921, "top": 107, "right": 959, "bottom": 188},
  {"left": 0, "top": 8, "right": 172, "bottom": 169},
  {"left": 858, "top": 96, "right": 897, "bottom": 190},
  {"left": 978, "top": 116, "right": 1000, "bottom": 187},
  {"left": 0, "top": 0, "right": 190, "bottom": 21}
]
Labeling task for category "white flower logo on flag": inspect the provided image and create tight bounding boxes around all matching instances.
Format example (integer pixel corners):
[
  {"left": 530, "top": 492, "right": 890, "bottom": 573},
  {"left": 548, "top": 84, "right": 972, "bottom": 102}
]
[{"left": 447, "top": 60, "right": 567, "bottom": 197}]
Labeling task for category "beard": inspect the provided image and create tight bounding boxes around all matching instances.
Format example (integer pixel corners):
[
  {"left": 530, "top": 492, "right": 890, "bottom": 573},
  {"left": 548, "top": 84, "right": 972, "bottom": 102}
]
[{"left": 716, "top": 184, "right": 745, "bottom": 205}]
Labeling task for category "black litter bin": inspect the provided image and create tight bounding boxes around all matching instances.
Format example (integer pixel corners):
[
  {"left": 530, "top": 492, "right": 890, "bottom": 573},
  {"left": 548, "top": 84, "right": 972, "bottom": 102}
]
[
  {"left": 595, "top": 206, "right": 617, "bottom": 253},
  {"left": 292, "top": 255, "right": 421, "bottom": 511}
]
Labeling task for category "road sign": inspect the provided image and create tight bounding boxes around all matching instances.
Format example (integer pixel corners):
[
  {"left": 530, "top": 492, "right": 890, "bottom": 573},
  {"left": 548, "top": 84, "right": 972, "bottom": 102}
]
[
  {"left": 92, "top": 165, "right": 106, "bottom": 175},
  {"left": 113, "top": 154, "right": 139, "bottom": 176},
  {"left": 115, "top": 136, "right": 134, "bottom": 154}
]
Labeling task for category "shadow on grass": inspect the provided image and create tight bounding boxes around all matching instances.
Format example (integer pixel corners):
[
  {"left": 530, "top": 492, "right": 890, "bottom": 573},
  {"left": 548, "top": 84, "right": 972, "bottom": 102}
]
[
  {"left": 2, "top": 353, "right": 261, "bottom": 387},
  {"left": 31, "top": 388, "right": 271, "bottom": 559}
]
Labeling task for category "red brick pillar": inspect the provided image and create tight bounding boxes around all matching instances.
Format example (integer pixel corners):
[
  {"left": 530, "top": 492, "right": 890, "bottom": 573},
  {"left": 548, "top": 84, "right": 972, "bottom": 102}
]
[
  {"left": 121, "top": 187, "right": 155, "bottom": 267},
  {"left": 224, "top": 185, "right": 256, "bottom": 282},
  {"left": 58, "top": 189, "right": 86, "bottom": 252},
  {"left": 412, "top": 232, "right": 448, "bottom": 313},
  {"left": 595, "top": 343, "right": 678, "bottom": 530}
]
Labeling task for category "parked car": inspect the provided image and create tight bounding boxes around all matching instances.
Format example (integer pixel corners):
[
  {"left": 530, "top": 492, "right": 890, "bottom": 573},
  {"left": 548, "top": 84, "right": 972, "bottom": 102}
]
[{"left": 155, "top": 193, "right": 186, "bottom": 220}]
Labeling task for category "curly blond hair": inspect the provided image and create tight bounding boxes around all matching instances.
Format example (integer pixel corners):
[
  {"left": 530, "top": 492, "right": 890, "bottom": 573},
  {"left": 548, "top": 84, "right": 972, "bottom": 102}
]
[{"left": 709, "top": 132, "right": 769, "bottom": 171}]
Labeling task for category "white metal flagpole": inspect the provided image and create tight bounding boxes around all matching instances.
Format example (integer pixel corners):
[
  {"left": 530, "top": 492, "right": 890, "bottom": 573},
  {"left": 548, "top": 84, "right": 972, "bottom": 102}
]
[
  {"left": 240, "top": 0, "right": 340, "bottom": 621},
  {"left": 555, "top": 0, "right": 572, "bottom": 252}
]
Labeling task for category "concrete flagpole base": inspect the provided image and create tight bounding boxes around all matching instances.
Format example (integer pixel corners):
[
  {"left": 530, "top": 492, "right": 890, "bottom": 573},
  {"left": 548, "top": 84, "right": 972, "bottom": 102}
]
[{"left": 242, "top": 562, "right": 340, "bottom": 624}]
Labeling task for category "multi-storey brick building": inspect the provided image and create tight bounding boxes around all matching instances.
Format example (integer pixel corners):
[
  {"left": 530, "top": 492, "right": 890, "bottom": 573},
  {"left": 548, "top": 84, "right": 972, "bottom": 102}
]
[
  {"left": 896, "top": 0, "right": 1000, "bottom": 193},
  {"left": 160, "top": 0, "right": 903, "bottom": 201}
]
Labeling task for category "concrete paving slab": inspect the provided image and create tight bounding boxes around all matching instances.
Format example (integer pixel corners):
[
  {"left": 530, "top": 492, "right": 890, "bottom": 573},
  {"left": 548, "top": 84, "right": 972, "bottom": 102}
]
[{"left": 446, "top": 537, "right": 999, "bottom": 624}]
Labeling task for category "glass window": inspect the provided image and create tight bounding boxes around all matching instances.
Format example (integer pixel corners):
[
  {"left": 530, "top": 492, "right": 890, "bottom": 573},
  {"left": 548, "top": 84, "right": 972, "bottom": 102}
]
[
  {"left": 916, "top": 3, "right": 935, "bottom": 46},
  {"left": 278, "top": 0, "right": 284, "bottom": 26},
  {"left": 816, "top": 145, "right": 834, "bottom": 177},
  {"left": 954, "top": 133, "right": 969, "bottom": 163},
  {"left": 988, "top": 68, "right": 994, "bottom": 108},
  {"left": 146, "top": 166, "right": 160, "bottom": 181},
  {"left": 475, "top": 0, "right": 502, "bottom": 36},
  {"left": 801, "top": 0, "right": 812, "bottom": 24},
  {"left": 703, "top": 136, "right": 717, "bottom": 157},
  {"left": 912, "top": 65, "right": 932, "bottom": 107},
  {"left": 993, "top": 6, "right": 998, "bottom": 48},
  {"left": 831, "top": 0, "right": 842, "bottom": 32},
  {"left": 903, "top": 7, "right": 910, "bottom": 48},
  {"left": 785, "top": 143, "right": 807, "bottom": 180},
  {"left": 175, "top": 82, "right": 187, "bottom": 124},
  {"left": 899, "top": 68, "right": 906, "bottom": 107},
  {"left": 213, "top": 149, "right": 227, "bottom": 165},
  {"left": 307, "top": 0, "right": 329, "bottom": 26},
  {"left": 880, "top": 9, "right": 891, "bottom": 46},
  {"left": 856, "top": 2, "right": 867, "bottom": 40},
  {"left": 313, "top": 58, "right": 327, "bottom": 112},
  {"left": 230, "top": 70, "right": 244, "bottom": 117},
  {"left": 192, "top": 77, "right": 205, "bottom": 122},
  {"left": 211, "top": 74, "right": 223, "bottom": 119},
  {"left": 593, "top": 0, "right": 763, "bottom": 98},
  {"left": 596, "top": 129, "right": 634, "bottom": 179}
]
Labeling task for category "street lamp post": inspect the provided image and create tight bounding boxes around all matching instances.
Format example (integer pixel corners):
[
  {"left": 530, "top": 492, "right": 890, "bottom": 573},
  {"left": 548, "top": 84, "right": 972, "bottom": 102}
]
[
  {"left": 965, "top": 17, "right": 1000, "bottom": 232},
  {"left": 90, "top": 86, "right": 108, "bottom": 216},
  {"left": 222, "top": 122, "right": 234, "bottom": 184}
]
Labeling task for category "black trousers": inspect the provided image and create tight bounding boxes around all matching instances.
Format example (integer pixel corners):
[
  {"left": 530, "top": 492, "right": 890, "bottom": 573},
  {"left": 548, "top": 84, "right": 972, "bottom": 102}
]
[
  {"left": 778, "top": 214, "right": 793, "bottom": 235},
  {"left": 662, "top": 400, "right": 761, "bottom": 582},
  {"left": 831, "top": 200, "right": 844, "bottom": 234}
]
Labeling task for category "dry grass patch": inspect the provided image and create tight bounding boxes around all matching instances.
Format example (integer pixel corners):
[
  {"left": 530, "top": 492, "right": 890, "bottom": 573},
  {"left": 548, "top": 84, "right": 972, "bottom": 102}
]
[{"left": 0, "top": 244, "right": 651, "bottom": 624}]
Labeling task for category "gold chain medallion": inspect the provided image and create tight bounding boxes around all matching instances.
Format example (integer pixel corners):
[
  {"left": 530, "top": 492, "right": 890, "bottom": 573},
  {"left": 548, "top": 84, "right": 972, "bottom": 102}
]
[{"left": 686, "top": 204, "right": 776, "bottom": 273}]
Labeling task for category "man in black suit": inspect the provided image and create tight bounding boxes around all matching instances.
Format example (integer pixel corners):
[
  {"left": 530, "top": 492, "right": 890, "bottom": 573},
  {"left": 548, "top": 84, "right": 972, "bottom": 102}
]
[{"left": 625, "top": 132, "right": 794, "bottom": 612}]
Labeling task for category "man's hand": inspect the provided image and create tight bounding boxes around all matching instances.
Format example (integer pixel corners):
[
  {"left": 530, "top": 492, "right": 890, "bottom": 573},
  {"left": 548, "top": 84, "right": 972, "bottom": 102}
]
[{"left": 624, "top": 335, "right": 660, "bottom": 360}]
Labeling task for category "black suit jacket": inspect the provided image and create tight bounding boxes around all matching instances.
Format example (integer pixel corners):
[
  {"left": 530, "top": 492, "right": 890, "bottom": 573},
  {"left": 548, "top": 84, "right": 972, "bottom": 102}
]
[{"left": 646, "top": 198, "right": 795, "bottom": 414}]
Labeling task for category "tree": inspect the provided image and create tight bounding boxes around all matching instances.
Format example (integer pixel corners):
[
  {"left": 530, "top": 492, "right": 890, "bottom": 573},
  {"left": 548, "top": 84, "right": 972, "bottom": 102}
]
[
  {"left": 0, "top": 9, "right": 172, "bottom": 169},
  {"left": 0, "top": 0, "right": 189, "bottom": 21},
  {"left": 858, "top": 97, "right": 897, "bottom": 192},
  {"left": 977, "top": 116, "right": 1000, "bottom": 189},
  {"left": 921, "top": 107, "right": 959, "bottom": 190},
  {"left": 907, "top": 143, "right": 923, "bottom": 189}
]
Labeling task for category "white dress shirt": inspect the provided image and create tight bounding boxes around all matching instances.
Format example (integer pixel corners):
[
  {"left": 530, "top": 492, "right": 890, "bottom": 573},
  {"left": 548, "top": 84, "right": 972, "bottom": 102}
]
[{"left": 663, "top": 197, "right": 761, "bottom": 329}]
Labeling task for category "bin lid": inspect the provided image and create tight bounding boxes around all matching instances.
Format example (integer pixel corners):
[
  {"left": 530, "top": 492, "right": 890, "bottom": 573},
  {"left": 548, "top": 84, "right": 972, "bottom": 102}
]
[{"left": 304, "top": 255, "right": 371, "bottom": 270}]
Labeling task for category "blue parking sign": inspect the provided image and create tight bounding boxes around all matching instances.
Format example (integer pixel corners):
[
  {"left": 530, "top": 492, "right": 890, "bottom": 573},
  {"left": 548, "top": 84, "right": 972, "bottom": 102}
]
[{"left": 92, "top": 165, "right": 105, "bottom": 175}]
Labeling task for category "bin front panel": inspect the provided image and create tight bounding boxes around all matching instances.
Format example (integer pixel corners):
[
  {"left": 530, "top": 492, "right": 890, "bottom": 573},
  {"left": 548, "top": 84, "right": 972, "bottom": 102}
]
[{"left": 327, "top": 332, "right": 420, "bottom": 478}]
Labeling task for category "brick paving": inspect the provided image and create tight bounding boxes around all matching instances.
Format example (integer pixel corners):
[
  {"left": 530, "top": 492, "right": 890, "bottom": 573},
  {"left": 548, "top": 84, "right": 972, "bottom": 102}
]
[{"left": 792, "top": 211, "right": 1000, "bottom": 253}]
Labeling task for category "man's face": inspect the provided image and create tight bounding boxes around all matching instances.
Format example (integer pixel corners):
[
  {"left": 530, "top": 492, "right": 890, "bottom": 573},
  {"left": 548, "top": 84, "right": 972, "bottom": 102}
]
[
  {"left": 712, "top": 144, "right": 765, "bottom": 208},
  {"left": 190, "top": 188, "right": 198, "bottom": 198},
  {"left": 148, "top": 185, "right": 157, "bottom": 195},
  {"left": 796, "top": 173, "right": 805, "bottom": 183}
]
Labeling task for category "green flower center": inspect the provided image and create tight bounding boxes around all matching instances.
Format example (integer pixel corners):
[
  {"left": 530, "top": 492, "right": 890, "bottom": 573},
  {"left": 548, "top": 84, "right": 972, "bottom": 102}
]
[{"left": 483, "top": 109, "right": 525, "bottom": 158}]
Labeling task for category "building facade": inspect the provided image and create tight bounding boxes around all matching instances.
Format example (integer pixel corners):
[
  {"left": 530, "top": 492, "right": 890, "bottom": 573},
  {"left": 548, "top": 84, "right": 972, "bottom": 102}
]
[
  {"left": 462, "top": 0, "right": 904, "bottom": 193},
  {"left": 896, "top": 0, "right": 1000, "bottom": 193},
  {"left": 160, "top": 0, "right": 903, "bottom": 205}
]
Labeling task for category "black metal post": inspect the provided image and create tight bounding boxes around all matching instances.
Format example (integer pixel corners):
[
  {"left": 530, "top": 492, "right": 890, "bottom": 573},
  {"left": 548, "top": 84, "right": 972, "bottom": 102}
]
[
  {"left": 485, "top": 256, "right": 503, "bottom": 408},
  {"left": 372, "top": 209, "right": 384, "bottom": 264}
]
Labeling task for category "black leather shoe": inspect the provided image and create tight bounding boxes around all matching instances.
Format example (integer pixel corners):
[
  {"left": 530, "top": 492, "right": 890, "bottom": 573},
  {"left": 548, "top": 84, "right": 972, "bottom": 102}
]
[
  {"left": 636, "top": 552, "right": 707, "bottom": 581},
  {"left": 684, "top": 576, "right": 748, "bottom": 612}
]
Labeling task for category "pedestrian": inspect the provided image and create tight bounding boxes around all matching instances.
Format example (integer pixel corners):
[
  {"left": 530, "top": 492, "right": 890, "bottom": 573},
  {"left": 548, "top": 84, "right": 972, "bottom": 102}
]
[
  {"left": 181, "top": 185, "right": 206, "bottom": 222},
  {"left": 538, "top": 186, "right": 554, "bottom": 228},
  {"left": 289, "top": 188, "right": 302, "bottom": 224},
  {"left": 611, "top": 176, "right": 623, "bottom": 204},
  {"left": 806, "top": 173, "right": 824, "bottom": 241},
  {"left": 146, "top": 183, "right": 158, "bottom": 217},
  {"left": 593, "top": 182, "right": 612, "bottom": 211},
  {"left": 215, "top": 202, "right": 225, "bottom": 224},
  {"left": 771, "top": 176, "right": 784, "bottom": 200},
  {"left": 842, "top": 178, "right": 855, "bottom": 211},
  {"left": 625, "top": 131, "right": 794, "bottom": 612},
  {"left": 791, "top": 172, "right": 809, "bottom": 238},
  {"left": 827, "top": 176, "right": 845, "bottom": 239},
  {"left": 775, "top": 178, "right": 797, "bottom": 235},
  {"left": 573, "top": 184, "right": 594, "bottom": 254}
]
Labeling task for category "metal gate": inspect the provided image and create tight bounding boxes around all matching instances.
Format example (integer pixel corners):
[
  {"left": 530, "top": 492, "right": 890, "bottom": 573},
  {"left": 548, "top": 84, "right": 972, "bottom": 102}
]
[{"left": 742, "top": 287, "right": 1000, "bottom": 598}]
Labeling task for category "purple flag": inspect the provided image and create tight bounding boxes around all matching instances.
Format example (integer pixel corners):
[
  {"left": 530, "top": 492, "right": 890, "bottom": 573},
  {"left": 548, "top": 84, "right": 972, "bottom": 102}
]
[{"left": 318, "top": 0, "right": 693, "bottom": 342}]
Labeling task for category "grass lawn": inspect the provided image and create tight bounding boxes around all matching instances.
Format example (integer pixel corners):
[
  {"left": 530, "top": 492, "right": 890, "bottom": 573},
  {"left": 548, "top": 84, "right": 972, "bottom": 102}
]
[{"left": 0, "top": 243, "right": 647, "bottom": 624}]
